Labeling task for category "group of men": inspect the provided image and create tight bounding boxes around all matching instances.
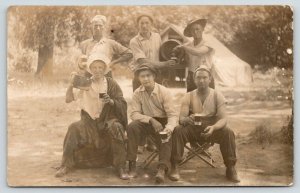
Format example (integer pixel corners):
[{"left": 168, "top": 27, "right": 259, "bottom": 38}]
[{"left": 54, "top": 14, "right": 240, "bottom": 184}]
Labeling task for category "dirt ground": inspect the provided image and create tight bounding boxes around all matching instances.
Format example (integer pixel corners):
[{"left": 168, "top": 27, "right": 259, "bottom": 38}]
[{"left": 7, "top": 77, "right": 293, "bottom": 187}]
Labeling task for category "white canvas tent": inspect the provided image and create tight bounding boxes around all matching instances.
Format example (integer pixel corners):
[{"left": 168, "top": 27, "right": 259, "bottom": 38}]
[{"left": 160, "top": 24, "right": 253, "bottom": 87}]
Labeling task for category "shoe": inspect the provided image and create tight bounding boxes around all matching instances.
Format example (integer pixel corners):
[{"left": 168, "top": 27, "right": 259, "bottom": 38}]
[
  {"left": 169, "top": 164, "right": 180, "bottom": 181},
  {"left": 128, "top": 161, "right": 137, "bottom": 178},
  {"left": 55, "top": 166, "right": 70, "bottom": 178},
  {"left": 155, "top": 167, "right": 166, "bottom": 184},
  {"left": 226, "top": 166, "right": 240, "bottom": 183},
  {"left": 118, "top": 168, "right": 129, "bottom": 180}
]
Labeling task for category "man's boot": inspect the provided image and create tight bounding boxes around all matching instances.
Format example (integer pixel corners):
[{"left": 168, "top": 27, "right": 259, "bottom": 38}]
[
  {"left": 169, "top": 163, "right": 180, "bottom": 181},
  {"left": 118, "top": 167, "right": 129, "bottom": 180},
  {"left": 226, "top": 166, "right": 240, "bottom": 183},
  {"left": 155, "top": 165, "right": 166, "bottom": 184},
  {"left": 128, "top": 161, "right": 137, "bottom": 178}
]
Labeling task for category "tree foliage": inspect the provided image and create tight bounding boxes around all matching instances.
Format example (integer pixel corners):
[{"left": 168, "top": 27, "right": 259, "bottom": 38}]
[{"left": 8, "top": 5, "right": 293, "bottom": 73}]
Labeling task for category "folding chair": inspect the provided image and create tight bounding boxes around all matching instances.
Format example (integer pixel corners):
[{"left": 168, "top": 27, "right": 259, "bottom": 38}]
[
  {"left": 140, "top": 135, "right": 159, "bottom": 169},
  {"left": 179, "top": 142, "right": 216, "bottom": 168},
  {"left": 141, "top": 137, "right": 216, "bottom": 169}
]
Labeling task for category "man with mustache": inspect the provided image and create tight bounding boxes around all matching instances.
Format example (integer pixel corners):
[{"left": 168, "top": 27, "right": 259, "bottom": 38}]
[{"left": 169, "top": 65, "right": 240, "bottom": 183}]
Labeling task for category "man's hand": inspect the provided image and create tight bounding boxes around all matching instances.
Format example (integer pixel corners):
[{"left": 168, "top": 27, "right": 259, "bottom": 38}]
[
  {"left": 150, "top": 118, "right": 164, "bottom": 133},
  {"left": 180, "top": 116, "right": 194, "bottom": 126},
  {"left": 163, "top": 128, "right": 172, "bottom": 137},
  {"left": 173, "top": 45, "right": 184, "bottom": 53},
  {"left": 164, "top": 59, "right": 176, "bottom": 67},
  {"left": 202, "top": 126, "right": 215, "bottom": 139},
  {"left": 102, "top": 93, "right": 114, "bottom": 105}
]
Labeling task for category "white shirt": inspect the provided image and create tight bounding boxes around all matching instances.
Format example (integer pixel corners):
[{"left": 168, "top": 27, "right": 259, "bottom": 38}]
[{"left": 75, "top": 78, "right": 108, "bottom": 119}]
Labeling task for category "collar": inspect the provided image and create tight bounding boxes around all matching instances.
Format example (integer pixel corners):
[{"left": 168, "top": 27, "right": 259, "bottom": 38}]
[
  {"left": 139, "top": 82, "right": 158, "bottom": 95},
  {"left": 92, "top": 37, "right": 107, "bottom": 44},
  {"left": 137, "top": 32, "right": 152, "bottom": 41}
]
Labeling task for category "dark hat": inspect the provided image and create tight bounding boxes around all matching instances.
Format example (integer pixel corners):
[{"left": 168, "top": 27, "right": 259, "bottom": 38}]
[
  {"left": 134, "top": 64, "right": 157, "bottom": 77},
  {"left": 183, "top": 18, "right": 207, "bottom": 37},
  {"left": 136, "top": 13, "right": 154, "bottom": 24}
]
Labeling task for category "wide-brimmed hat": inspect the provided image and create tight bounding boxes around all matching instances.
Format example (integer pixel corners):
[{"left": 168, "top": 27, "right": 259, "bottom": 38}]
[
  {"left": 134, "top": 64, "right": 157, "bottom": 77},
  {"left": 136, "top": 13, "right": 154, "bottom": 24},
  {"left": 183, "top": 18, "right": 207, "bottom": 37}
]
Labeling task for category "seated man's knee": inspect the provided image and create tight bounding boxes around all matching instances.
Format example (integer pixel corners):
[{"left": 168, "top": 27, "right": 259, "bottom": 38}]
[
  {"left": 109, "top": 121, "right": 126, "bottom": 142},
  {"left": 67, "top": 121, "right": 81, "bottom": 134},
  {"left": 127, "top": 120, "right": 142, "bottom": 134},
  {"left": 222, "top": 126, "right": 235, "bottom": 137},
  {"left": 172, "top": 125, "right": 185, "bottom": 136}
]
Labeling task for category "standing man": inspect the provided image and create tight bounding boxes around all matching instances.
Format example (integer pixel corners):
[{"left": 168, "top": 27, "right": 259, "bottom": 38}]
[
  {"left": 169, "top": 65, "right": 240, "bottom": 183},
  {"left": 79, "top": 15, "right": 133, "bottom": 78},
  {"left": 127, "top": 64, "right": 178, "bottom": 183},
  {"left": 174, "top": 18, "right": 215, "bottom": 92},
  {"left": 129, "top": 14, "right": 176, "bottom": 91}
]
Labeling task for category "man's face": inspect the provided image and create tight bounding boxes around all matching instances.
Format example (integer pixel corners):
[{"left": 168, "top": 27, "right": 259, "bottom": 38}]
[
  {"left": 92, "top": 21, "right": 104, "bottom": 39},
  {"left": 194, "top": 70, "right": 211, "bottom": 90},
  {"left": 138, "top": 16, "right": 152, "bottom": 34},
  {"left": 190, "top": 23, "right": 204, "bottom": 39},
  {"left": 89, "top": 60, "right": 106, "bottom": 78},
  {"left": 138, "top": 70, "right": 155, "bottom": 87}
]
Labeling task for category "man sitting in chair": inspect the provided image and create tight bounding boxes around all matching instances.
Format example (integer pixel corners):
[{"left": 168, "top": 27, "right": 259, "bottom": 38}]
[
  {"left": 169, "top": 65, "right": 240, "bottom": 183},
  {"left": 127, "top": 64, "right": 178, "bottom": 183},
  {"left": 55, "top": 53, "right": 129, "bottom": 180}
]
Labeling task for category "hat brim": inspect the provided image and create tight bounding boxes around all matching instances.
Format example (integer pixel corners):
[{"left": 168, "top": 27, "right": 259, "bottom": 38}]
[
  {"left": 183, "top": 19, "right": 207, "bottom": 37},
  {"left": 134, "top": 66, "right": 157, "bottom": 77}
]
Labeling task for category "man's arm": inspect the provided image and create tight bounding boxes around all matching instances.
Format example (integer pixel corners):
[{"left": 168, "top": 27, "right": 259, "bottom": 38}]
[
  {"left": 162, "top": 88, "right": 178, "bottom": 131},
  {"left": 129, "top": 38, "right": 175, "bottom": 69},
  {"left": 110, "top": 40, "right": 133, "bottom": 66},
  {"left": 179, "top": 94, "right": 194, "bottom": 126},
  {"left": 65, "top": 85, "right": 75, "bottom": 103},
  {"left": 130, "top": 92, "right": 153, "bottom": 123},
  {"left": 212, "top": 105, "right": 227, "bottom": 131},
  {"left": 182, "top": 44, "right": 212, "bottom": 56}
]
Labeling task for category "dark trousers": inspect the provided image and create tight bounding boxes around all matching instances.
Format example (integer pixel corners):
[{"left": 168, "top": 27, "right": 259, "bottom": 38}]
[
  {"left": 127, "top": 118, "right": 172, "bottom": 171},
  {"left": 187, "top": 71, "right": 215, "bottom": 92},
  {"left": 61, "top": 110, "right": 127, "bottom": 169},
  {"left": 171, "top": 125, "right": 237, "bottom": 167}
]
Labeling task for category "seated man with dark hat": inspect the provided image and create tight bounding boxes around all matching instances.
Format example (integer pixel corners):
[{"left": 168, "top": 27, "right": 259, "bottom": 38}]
[
  {"left": 55, "top": 53, "right": 129, "bottom": 180},
  {"left": 173, "top": 18, "right": 215, "bottom": 92},
  {"left": 169, "top": 65, "right": 240, "bottom": 183},
  {"left": 127, "top": 64, "right": 178, "bottom": 183}
]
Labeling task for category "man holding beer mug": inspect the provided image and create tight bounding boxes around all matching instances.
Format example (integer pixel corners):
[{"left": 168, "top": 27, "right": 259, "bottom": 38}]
[
  {"left": 55, "top": 53, "right": 129, "bottom": 180},
  {"left": 169, "top": 65, "right": 240, "bottom": 183},
  {"left": 126, "top": 64, "right": 178, "bottom": 183}
]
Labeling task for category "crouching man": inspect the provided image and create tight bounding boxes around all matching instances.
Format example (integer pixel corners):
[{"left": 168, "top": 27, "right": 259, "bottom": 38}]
[
  {"left": 55, "top": 54, "right": 129, "bottom": 180},
  {"left": 127, "top": 64, "right": 178, "bottom": 183},
  {"left": 169, "top": 65, "right": 240, "bottom": 183}
]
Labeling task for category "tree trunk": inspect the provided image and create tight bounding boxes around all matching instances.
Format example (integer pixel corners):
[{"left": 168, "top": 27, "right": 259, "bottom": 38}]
[{"left": 35, "top": 44, "right": 54, "bottom": 80}]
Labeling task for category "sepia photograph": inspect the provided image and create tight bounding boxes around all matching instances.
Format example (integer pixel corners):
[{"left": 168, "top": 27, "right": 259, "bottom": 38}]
[{"left": 7, "top": 5, "right": 293, "bottom": 187}]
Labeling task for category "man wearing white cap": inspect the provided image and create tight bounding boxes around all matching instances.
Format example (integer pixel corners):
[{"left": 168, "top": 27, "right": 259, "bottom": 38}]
[
  {"left": 55, "top": 53, "right": 129, "bottom": 180},
  {"left": 169, "top": 65, "right": 239, "bottom": 183},
  {"left": 79, "top": 14, "right": 133, "bottom": 78}
]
